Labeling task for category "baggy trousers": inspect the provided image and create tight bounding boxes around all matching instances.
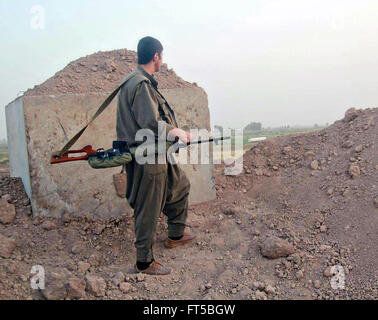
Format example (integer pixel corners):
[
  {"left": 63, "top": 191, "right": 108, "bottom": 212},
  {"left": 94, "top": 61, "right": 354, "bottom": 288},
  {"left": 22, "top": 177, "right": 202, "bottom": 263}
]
[{"left": 125, "top": 159, "right": 191, "bottom": 263}]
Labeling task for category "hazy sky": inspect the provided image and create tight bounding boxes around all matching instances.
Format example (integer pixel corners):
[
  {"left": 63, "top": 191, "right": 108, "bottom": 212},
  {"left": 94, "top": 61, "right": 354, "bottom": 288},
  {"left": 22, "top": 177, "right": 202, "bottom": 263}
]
[{"left": 1, "top": 0, "right": 378, "bottom": 140}]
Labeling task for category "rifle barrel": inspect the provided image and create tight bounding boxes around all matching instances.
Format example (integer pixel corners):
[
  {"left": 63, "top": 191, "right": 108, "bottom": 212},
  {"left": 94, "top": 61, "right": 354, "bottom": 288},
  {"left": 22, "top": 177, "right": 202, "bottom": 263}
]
[{"left": 177, "top": 136, "right": 230, "bottom": 148}]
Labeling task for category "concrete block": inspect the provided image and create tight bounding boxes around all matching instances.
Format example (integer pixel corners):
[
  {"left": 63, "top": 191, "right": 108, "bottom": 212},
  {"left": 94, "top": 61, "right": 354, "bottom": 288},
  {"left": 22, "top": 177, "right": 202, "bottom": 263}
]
[{"left": 5, "top": 86, "right": 215, "bottom": 217}]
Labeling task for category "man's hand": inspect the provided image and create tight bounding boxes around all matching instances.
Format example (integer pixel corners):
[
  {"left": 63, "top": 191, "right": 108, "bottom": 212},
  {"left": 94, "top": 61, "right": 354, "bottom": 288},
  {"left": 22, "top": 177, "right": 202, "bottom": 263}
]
[{"left": 168, "top": 128, "right": 193, "bottom": 144}]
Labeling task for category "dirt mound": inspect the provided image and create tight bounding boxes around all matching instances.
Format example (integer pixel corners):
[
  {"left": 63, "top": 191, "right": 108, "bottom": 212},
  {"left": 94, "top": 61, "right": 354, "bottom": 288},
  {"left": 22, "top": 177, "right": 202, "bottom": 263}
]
[
  {"left": 215, "top": 107, "right": 377, "bottom": 299},
  {"left": 0, "top": 107, "right": 376, "bottom": 300},
  {"left": 24, "top": 49, "right": 196, "bottom": 96}
]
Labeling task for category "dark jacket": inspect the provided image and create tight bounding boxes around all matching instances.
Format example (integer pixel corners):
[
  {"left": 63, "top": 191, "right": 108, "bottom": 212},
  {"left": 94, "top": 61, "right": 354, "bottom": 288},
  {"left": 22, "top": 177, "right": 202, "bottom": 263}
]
[{"left": 116, "top": 65, "right": 178, "bottom": 146}]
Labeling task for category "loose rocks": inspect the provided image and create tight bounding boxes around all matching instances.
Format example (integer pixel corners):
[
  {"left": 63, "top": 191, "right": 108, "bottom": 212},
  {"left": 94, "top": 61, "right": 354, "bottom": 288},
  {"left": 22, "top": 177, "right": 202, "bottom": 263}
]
[{"left": 260, "top": 236, "right": 295, "bottom": 259}]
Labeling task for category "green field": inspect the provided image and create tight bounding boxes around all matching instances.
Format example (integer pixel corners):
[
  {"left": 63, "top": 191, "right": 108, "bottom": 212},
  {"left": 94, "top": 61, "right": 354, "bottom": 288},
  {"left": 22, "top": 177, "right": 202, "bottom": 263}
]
[
  {"left": 0, "top": 145, "right": 9, "bottom": 165},
  {"left": 213, "top": 126, "right": 326, "bottom": 160},
  {"left": 240, "top": 126, "right": 325, "bottom": 150}
]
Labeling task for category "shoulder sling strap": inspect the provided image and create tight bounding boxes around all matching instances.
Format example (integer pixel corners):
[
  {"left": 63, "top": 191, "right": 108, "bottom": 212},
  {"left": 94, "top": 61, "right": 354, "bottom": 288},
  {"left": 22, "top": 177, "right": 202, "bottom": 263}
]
[
  {"left": 55, "top": 73, "right": 173, "bottom": 159},
  {"left": 55, "top": 77, "right": 131, "bottom": 158}
]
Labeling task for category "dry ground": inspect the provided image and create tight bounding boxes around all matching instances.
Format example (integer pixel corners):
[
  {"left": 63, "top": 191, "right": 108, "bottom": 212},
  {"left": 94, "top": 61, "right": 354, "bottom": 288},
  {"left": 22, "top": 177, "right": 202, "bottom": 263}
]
[{"left": 0, "top": 107, "right": 376, "bottom": 300}]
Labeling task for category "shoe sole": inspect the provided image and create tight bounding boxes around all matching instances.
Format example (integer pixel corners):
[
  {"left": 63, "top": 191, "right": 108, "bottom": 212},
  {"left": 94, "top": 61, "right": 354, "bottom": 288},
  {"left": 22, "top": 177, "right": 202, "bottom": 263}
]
[
  {"left": 165, "top": 236, "right": 196, "bottom": 249},
  {"left": 134, "top": 265, "right": 171, "bottom": 276}
]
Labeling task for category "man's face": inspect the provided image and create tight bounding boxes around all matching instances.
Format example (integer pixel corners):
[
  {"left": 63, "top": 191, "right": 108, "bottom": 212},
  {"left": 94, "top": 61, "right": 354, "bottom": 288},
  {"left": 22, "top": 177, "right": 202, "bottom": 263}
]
[{"left": 153, "top": 51, "right": 163, "bottom": 72}]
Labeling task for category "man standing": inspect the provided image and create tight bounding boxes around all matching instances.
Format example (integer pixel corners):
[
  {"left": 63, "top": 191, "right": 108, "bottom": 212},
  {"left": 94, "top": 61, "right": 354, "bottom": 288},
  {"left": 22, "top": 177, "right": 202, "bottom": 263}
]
[{"left": 116, "top": 36, "right": 196, "bottom": 275}]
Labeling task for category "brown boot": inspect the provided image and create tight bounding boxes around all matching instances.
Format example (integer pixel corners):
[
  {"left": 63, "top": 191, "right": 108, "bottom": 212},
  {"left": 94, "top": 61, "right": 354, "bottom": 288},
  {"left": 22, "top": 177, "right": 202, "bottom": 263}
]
[
  {"left": 134, "top": 260, "right": 171, "bottom": 275},
  {"left": 165, "top": 232, "right": 196, "bottom": 249}
]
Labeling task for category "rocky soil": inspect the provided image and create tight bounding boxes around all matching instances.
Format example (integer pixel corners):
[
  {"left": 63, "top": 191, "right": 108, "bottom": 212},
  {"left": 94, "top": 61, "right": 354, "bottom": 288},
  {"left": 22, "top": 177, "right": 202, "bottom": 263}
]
[
  {"left": 24, "top": 49, "right": 197, "bottom": 97},
  {"left": 0, "top": 107, "right": 376, "bottom": 300}
]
